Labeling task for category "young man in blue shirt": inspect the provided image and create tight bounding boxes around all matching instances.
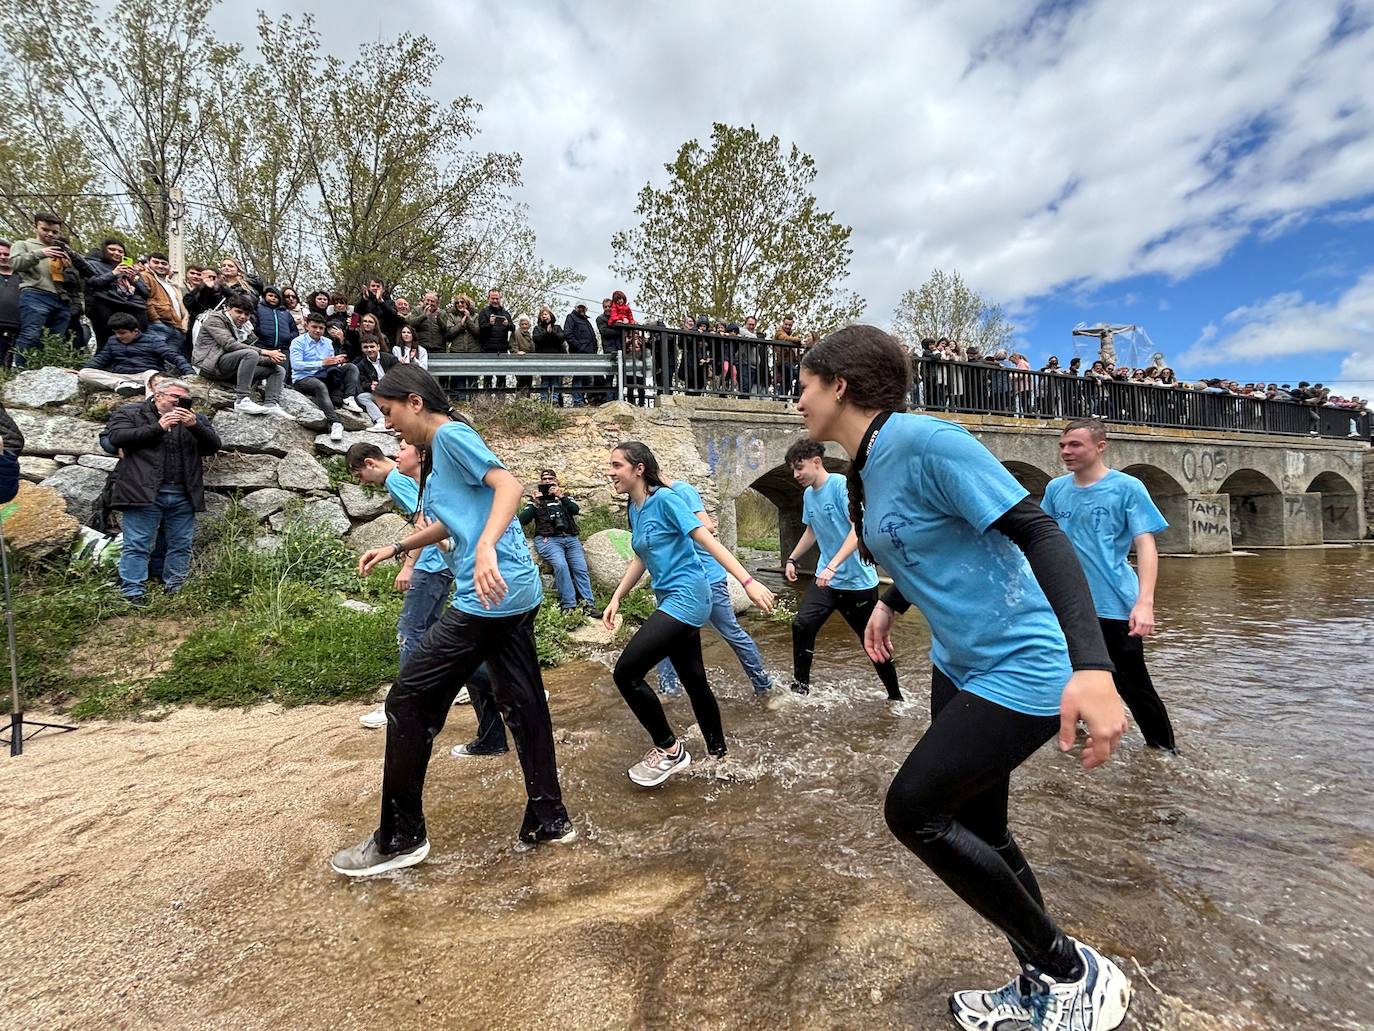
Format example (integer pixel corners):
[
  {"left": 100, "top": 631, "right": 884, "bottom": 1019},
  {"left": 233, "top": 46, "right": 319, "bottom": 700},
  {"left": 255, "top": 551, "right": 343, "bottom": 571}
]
[
  {"left": 290, "top": 312, "right": 364, "bottom": 442},
  {"left": 783, "top": 438, "right": 902, "bottom": 700},
  {"left": 1042, "top": 418, "right": 1177, "bottom": 751}
]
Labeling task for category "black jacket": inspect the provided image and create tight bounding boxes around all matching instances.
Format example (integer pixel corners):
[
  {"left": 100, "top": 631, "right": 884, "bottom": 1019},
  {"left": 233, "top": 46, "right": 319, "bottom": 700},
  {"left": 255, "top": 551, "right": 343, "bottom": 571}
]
[
  {"left": 85, "top": 331, "right": 194, "bottom": 376},
  {"left": 0, "top": 270, "right": 19, "bottom": 329},
  {"left": 354, "top": 350, "right": 398, "bottom": 391},
  {"left": 563, "top": 311, "right": 598, "bottom": 354},
  {"left": 0, "top": 402, "right": 24, "bottom": 454},
  {"left": 84, "top": 252, "right": 149, "bottom": 317},
  {"left": 520, "top": 492, "right": 581, "bottom": 537},
  {"left": 356, "top": 289, "right": 403, "bottom": 339},
  {"left": 596, "top": 313, "right": 623, "bottom": 353},
  {"left": 477, "top": 304, "right": 515, "bottom": 353},
  {"left": 532, "top": 321, "right": 565, "bottom": 354},
  {"left": 106, "top": 399, "right": 221, "bottom": 511}
]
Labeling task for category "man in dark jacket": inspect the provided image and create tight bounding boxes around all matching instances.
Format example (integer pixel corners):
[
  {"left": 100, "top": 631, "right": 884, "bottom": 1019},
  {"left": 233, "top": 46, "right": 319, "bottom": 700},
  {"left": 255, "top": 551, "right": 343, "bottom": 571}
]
[
  {"left": 563, "top": 302, "right": 599, "bottom": 405},
  {"left": 354, "top": 336, "right": 398, "bottom": 429},
  {"left": 476, "top": 287, "right": 514, "bottom": 390},
  {"left": 406, "top": 291, "right": 448, "bottom": 353},
  {"left": 106, "top": 378, "right": 221, "bottom": 603},
  {"left": 356, "top": 278, "right": 403, "bottom": 340},
  {"left": 78, "top": 312, "right": 195, "bottom": 396},
  {"left": 519, "top": 469, "right": 599, "bottom": 615},
  {"left": 0, "top": 239, "right": 19, "bottom": 368}
]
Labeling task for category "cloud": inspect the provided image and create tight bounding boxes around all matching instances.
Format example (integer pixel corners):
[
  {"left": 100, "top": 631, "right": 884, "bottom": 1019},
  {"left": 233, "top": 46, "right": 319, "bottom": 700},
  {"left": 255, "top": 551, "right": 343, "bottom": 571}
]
[
  {"left": 226, "top": 0, "right": 1374, "bottom": 323},
  {"left": 1182, "top": 269, "right": 1374, "bottom": 368}
]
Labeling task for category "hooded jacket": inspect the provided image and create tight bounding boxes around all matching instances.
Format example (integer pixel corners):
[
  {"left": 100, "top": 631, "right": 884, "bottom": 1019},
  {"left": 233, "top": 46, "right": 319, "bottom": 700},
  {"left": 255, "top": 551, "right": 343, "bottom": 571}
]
[{"left": 255, "top": 288, "right": 298, "bottom": 353}]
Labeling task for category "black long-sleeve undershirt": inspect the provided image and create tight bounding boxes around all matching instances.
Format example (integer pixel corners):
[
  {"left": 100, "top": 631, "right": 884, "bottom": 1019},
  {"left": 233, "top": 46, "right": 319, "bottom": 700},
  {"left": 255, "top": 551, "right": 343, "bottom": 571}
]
[{"left": 880, "top": 497, "right": 1114, "bottom": 673}]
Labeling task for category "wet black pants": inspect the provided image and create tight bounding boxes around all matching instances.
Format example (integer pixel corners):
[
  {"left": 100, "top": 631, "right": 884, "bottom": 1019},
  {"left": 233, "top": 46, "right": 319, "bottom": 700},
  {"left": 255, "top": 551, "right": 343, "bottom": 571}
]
[
  {"left": 792, "top": 582, "right": 902, "bottom": 700},
  {"left": 1099, "top": 618, "right": 1176, "bottom": 750},
  {"left": 613, "top": 609, "right": 726, "bottom": 757},
  {"left": 883, "top": 668, "right": 1079, "bottom": 978},
  {"left": 379, "top": 606, "right": 568, "bottom": 850}
]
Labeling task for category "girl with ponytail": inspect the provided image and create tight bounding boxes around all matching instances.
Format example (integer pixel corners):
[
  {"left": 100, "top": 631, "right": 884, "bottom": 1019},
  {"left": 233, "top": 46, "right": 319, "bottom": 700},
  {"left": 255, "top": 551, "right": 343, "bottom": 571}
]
[
  {"left": 797, "top": 326, "right": 1134, "bottom": 1030},
  {"left": 604, "top": 441, "right": 775, "bottom": 787},
  {"left": 332, "top": 364, "right": 574, "bottom": 876}
]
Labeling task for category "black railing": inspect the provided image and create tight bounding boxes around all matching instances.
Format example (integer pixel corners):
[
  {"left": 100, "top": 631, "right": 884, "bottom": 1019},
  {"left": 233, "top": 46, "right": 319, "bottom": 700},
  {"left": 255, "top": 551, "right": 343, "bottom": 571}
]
[{"left": 427, "top": 326, "right": 1371, "bottom": 441}]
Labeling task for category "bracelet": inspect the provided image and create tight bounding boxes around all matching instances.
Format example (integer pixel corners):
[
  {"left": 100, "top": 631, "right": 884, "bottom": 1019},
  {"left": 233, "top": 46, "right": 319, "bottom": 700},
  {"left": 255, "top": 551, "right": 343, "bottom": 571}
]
[
  {"left": 742, "top": 577, "right": 754, "bottom": 587},
  {"left": 392, "top": 541, "right": 411, "bottom": 558},
  {"left": 785, "top": 557, "right": 796, "bottom": 565}
]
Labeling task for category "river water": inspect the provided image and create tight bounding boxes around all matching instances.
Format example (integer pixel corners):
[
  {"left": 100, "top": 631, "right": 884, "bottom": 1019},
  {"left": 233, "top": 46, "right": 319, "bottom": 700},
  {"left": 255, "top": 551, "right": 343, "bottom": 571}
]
[{"left": 316, "top": 547, "right": 1374, "bottom": 1030}]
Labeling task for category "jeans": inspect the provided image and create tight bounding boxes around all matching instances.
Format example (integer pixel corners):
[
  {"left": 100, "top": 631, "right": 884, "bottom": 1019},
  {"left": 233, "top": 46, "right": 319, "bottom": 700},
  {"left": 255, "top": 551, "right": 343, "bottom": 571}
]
[
  {"left": 117, "top": 486, "right": 196, "bottom": 598},
  {"left": 357, "top": 391, "right": 383, "bottom": 423},
  {"left": 212, "top": 350, "right": 285, "bottom": 402},
  {"left": 15, "top": 289, "right": 72, "bottom": 365},
  {"left": 379, "top": 605, "right": 567, "bottom": 850},
  {"left": 1098, "top": 618, "right": 1176, "bottom": 750},
  {"left": 396, "top": 569, "right": 454, "bottom": 665},
  {"left": 146, "top": 323, "right": 186, "bottom": 357},
  {"left": 614, "top": 608, "right": 725, "bottom": 756},
  {"left": 792, "top": 582, "right": 902, "bottom": 700},
  {"left": 533, "top": 535, "right": 593, "bottom": 609},
  {"left": 884, "top": 668, "right": 1078, "bottom": 978},
  {"left": 658, "top": 579, "right": 771, "bottom": 695},
  {"left": 293, "top": 364, "right": 359, "bottom": 422}
]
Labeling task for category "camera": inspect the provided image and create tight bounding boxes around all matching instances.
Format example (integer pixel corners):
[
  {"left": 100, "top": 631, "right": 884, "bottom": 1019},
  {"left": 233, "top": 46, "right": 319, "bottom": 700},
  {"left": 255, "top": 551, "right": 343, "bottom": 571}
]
[{"left": 537, "top": 483, "right": 553, "bottom": 496}]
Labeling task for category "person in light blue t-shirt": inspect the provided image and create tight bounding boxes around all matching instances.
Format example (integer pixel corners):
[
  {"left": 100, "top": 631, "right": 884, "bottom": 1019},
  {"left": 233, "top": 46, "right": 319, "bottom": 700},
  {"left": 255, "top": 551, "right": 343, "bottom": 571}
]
[
  {"left": 603, "top": 442, "right": 775, "bottom": 790},
  {"left": 1043, "top": 418, "right": 1176, "bottom": 750},
  {"left": 795, "top": 326, "right": 1134, "bottom": 1031},
  {"left": 654, "top": 478, "right": 774, "bottom": 698},
  {"left": 781, "top": 437, "right": 901, "bottom": 701},
  {"left": 332, "top": 364, "right": 574, "bottom": 879}
]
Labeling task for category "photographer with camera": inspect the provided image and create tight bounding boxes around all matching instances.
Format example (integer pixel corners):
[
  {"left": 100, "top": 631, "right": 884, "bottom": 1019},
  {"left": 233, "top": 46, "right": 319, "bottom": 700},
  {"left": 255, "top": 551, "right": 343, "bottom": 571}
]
[
  {"left": 105, "top": 378, "right": 221, "bottom": 604},
  {"left": 10, "top": 212, "right": 87, "bottom": 366},
  {"left": 520, "top": 469, "right": 599, "bottom": 615},
  {"left": 477, "top": 287, "right": 514, "bottom": 391}
]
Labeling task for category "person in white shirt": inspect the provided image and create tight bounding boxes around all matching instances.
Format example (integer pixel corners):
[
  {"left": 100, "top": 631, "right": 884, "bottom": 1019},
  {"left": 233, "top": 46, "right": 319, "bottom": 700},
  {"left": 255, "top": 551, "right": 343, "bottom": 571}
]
[{"left": 393, "top": 323, "right": 429, "bottom": 368}]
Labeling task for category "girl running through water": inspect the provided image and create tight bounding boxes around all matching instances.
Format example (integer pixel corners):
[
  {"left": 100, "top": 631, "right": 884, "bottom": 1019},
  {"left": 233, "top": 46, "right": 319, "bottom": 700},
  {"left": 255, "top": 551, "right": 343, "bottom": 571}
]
[
  {"left": 333, "top": 364, "right": 574, "bottom": 876},
  {"left": 603, "top": 443, "right": 776, "bottom": 786},
  {"left": 797, "top": 326, "right": 1132, "bottom": 1031}
]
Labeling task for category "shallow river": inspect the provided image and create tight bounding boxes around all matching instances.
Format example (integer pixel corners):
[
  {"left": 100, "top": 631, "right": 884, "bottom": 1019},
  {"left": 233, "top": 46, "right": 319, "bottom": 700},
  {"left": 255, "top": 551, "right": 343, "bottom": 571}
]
[{"left": 316, "top": 547, "right": 1374, "bottom": 1029}]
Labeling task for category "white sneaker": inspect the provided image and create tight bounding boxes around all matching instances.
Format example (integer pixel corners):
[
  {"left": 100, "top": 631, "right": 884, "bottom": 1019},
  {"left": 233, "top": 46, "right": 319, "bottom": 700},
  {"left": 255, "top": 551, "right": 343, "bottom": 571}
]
[
  {"left": 235, "top": 397, "right": 268, "bottom": 416},
  {"left": 263, "top": 403, "right": 290, "bottom": 419},
  {"left": 371, "top": 419, "right": 388, "bottom": 432},
  {"left": 359, "top": 705, "right": 387, "bottom": 729},
  {"left": 949, "top": 973, "right": 1035, "bottom": 1030},
  {"left": 343, "top": 397, "right": 364, "bottom": 414},
  {"left": 454, "top": 686, "right": 470, "bottom": 705},
  {"left": 115, "top": 380, "right": 143, "bottom": 397},
  {"left": 627, "top": 742, "right": 691, "bottom": 787},
  {"left": 330, "top": 421, "right": 344, "bottom": 441},
  {"left": 1024, "top": 939, "right": 1132, "bottom": 1031}
]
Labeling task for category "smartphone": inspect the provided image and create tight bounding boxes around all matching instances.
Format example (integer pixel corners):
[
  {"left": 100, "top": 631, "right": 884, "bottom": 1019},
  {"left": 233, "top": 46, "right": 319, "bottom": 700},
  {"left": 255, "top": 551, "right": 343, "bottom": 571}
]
[
  {"left": 175, "top": 396, "right": 194, "bottom": 410},
  {"left": 120, "top": 257, "right": 134, "bottom": 267}
]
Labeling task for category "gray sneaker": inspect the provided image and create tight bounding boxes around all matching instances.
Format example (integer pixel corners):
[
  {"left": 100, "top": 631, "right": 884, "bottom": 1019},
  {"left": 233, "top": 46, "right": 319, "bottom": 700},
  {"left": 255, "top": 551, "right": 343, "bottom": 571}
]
[
  {"left": 330, "top": 833, "right": 430, "bottom": 877},
  {"left": 627, "top": 742, "right": 691, "bottom": 787}
]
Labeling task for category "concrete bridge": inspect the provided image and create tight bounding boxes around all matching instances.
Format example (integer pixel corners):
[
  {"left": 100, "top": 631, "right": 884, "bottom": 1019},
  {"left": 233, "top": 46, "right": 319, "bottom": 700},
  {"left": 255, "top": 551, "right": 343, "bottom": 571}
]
[{"left": 662, "top": 397, "right": 1368, "bottom": 565}]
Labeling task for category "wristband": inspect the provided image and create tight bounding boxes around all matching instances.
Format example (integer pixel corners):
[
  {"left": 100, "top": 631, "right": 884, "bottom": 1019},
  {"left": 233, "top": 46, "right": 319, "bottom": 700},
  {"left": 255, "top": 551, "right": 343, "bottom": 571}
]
[
  {"left": 392, "top": 541, "right": 411, "bottom": 558},
  {"left": 742, "top": 577, "right": 754, "bottom": 587},
  {"left": 785, "top": 557, "right": 796, "bottom": 565}
]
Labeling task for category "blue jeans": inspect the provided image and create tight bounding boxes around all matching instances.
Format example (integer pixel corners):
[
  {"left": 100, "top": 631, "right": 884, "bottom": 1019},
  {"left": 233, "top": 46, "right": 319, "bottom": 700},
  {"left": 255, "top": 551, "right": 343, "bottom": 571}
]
[
  {"left": 658, "top": 579, "right": 771, "bottom": 695},
  {"left": 15, "top": 289, "right": 72, "bottom": 365},
  {"left": 396, "top": 568, "right": 454, "bottom": 665},
  {"left": 147, "top": 322, "right": 187, "bottom": 358},
  {"left": 534, "top": 535, "right": 593, "bottom": 609},
  {"left": 118, "top": 486, "right": 196, "bottom": 598}
]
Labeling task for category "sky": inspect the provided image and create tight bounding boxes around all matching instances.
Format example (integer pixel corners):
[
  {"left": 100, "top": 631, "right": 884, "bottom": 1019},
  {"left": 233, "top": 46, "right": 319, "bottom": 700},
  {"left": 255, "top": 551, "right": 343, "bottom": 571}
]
[{"left": 217, "top": 0, "right": 1374, "bottom": 394}]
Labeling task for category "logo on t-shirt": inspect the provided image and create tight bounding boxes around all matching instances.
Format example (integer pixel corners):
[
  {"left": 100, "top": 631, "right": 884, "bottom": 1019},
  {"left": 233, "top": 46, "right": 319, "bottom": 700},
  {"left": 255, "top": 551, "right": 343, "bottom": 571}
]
[{"left": 876, "top": 513, "right": 917, "bottom": 566}]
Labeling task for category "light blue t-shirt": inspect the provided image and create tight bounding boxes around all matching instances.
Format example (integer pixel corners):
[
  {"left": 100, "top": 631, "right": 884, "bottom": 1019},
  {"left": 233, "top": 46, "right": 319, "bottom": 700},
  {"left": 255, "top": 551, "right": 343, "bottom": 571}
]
[
  {"left": 802, "top": 473, "right": 879, "bottom": 591},
  {"left": 1042, "top": 469, "right": 1168, "bottom": 620},
  {"left": 383, "top": 468, "right": 449, "bottom": 576},
  {"left": 859, "top": 413, "right": 1071, "bottom": 717},
  {"left": 669, "top": 480, "right": 726, "bottom": 584},
  {"left": 425, "top": 420, "right": 543, "bottom": 617},
  {"left": 628, "top": 486, "right": 712, "bottom": 627}
]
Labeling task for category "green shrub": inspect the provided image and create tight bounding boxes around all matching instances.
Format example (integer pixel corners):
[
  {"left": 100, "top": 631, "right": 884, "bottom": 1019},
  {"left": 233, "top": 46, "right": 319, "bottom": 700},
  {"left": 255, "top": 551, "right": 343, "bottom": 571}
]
[
  {"left": 468, "top": 396, "right": 567, "bottom": 435},
  {"left": 534, "top": 598, "right": 581, "bottom": 667},
  {"left": 577, "top": 503, "right": 627, "bottom": 539}
]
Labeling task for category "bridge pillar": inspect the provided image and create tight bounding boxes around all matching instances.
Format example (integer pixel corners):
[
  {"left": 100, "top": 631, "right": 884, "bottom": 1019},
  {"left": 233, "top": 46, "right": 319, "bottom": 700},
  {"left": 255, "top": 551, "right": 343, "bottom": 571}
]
[
  {"left": 1280, "top": 492, "right": 1323, "bottom": 546},
  {"left": 1228, "top": 492, "right": 1285, "bottom": 547},
  {"left": 1176, "top": 494, "right": 1233, "bottom": 554}
]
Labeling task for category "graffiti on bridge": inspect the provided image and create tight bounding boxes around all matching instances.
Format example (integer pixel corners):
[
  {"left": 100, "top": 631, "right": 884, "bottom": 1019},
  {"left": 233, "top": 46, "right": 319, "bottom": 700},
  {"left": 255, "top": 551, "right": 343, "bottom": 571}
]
[
  {"left": 1187, "top": 496, "right": 1229, "bottom": 538},
  {"left": 1180, "top": 450, "right": 1229, "bottom": 484}
]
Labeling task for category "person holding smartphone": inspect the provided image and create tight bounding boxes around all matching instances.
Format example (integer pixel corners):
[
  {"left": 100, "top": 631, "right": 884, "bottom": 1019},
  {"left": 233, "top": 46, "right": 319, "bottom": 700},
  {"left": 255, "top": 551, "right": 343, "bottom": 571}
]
[
  {"left": 519, "top": 469, "right": 599, "bottom": 615},
  {"left": 104, "top": 378, "right": 221, "bottom": 604},
  {"left": 476, "top": 287, "right": 514, "bottom": 391}
]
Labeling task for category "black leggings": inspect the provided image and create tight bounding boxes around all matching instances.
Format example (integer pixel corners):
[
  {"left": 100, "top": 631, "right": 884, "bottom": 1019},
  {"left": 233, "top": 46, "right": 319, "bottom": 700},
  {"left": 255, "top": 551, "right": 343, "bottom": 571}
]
[
  {"left": 883, "top": 668, "right": 1079, "bottom": 979},
  {"left": 792, "top": 582, "right": 902, "bottom": 699},
  {"left": 613, "top": 609, "right": 726, "bottom": 757},
  {"left": 1099, "top": 618, "right": 1176, "bottom": 750},
  {"left": 379, "top": 606, "right": 568, "bottom": 850}
]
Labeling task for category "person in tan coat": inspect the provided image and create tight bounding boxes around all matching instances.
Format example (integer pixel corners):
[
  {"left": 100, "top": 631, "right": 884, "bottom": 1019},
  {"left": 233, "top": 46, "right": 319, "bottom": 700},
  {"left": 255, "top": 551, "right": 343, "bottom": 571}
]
[{"left": 141, "top": 253, "right": 189, "bottom": 356}]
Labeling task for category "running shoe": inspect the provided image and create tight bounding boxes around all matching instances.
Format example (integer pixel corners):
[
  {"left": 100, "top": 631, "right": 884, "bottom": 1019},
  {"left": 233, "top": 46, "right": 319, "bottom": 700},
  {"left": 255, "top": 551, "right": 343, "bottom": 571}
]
[
  {"left": 514, "top": 819, "right": 578, "bottom": 853},
  {"left": 454, "top": 686, "right": 470, "bottom": 705},
  {"left": 359, "top": 705, "right": 387, "bottom": 729},
  {"left": 450, "top": 741, "right": 509, "bottom": 758},
  {"left": 627, "top": 743, "right": 691, "bottom": 787},
  {"left": 330, "top": 833, "right": 430, "bottom": 877},
  {"left": 1024, "top": 939, "right": 1132, "bottom": 1031},
  {"left": 115, "top": 380, "right": 143, "bottom": 397},
  {"left": 343, "top": 396, "right": 364, "bottom": 414},
  {"left": 329, "top": 421, "right": 344, "bottom": 442},
  {"left": 949, "top": 973, "right": 1035, "bottom": 1030}
]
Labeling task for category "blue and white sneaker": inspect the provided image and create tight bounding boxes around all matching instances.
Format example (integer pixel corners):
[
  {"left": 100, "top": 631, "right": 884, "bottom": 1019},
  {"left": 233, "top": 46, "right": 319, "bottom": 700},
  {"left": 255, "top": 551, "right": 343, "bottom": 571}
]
[
  {"left": 1028, "top": 939, "right": 1131, "bottom": 1030},
  {"left": 948, "top": 973, "right": 1035, "bottom": 1030}
]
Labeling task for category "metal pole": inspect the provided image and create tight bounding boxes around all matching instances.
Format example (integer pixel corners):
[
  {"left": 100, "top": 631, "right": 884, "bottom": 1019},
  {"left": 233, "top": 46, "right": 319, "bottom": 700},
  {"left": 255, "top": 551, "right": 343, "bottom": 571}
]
[
  {"left": 167, "top": 185, "right": 186, "bottom": 283},
  {"left": 1, "top": 521, "right": 22, "bottom": 756}
]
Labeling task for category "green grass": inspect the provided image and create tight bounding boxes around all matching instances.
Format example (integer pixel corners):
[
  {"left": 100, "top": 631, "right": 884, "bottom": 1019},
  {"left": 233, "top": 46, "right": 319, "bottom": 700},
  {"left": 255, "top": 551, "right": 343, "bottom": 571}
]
[
  {"left": 735, "top": 488, "right": 778, "bottom": 553},
  {"left": 576, "top": 503, "right": 627, "bottom": 539},
  {"left": 467, "top": 396, "right": 568, "bottom": 435}
]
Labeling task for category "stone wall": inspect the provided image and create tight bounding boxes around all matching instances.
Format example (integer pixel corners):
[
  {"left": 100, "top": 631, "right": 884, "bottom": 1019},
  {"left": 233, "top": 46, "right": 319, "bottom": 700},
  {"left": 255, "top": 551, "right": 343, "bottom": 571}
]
[{"left": 1, "top": 368, "right": 713, "bottom": 553}]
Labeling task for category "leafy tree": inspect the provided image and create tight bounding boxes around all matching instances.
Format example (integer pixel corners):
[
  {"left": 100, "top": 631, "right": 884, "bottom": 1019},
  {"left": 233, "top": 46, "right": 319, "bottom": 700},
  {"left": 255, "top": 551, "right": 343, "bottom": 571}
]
[
  {"left": 891, "top": 268, "right": 1013, "bottom": 355},
  {"left": 611, "top": 123, "right": 864, "bottom": 330}
]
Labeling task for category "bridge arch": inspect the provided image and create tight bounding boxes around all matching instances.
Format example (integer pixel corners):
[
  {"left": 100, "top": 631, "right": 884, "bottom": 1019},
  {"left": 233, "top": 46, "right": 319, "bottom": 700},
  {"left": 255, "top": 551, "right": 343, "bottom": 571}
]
[
  {"left": 1305, "top": 471, "right": 1361, "bottom": 540},
  {"left": 743, "top": 458, "right": 851, "bottom": 568},
  {"left": 1219, "top": 469, "right": 1283, "bottom": 547},
  {"left": 1121, "top": 464, "right": 1190, "bottom": 554},
  {"left": 1002, "top": 461, "right": 1053, "bottom": 500}
]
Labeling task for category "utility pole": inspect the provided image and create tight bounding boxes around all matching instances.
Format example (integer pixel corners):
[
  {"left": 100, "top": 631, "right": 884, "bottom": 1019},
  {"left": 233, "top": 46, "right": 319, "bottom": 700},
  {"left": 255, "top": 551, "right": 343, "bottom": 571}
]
[{"left": 167, "top": 185, "right": 186, "bottom": 283}]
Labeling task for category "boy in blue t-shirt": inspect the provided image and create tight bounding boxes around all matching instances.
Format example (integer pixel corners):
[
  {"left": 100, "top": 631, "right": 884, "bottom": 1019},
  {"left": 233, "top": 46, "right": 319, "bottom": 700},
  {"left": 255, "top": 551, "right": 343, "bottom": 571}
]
[
  {"left": 782, "top": 439, "right": 901, "bottom": 700},
  {"left": 1042, "top": 418, "right": 1176, "bottom": 750}
]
